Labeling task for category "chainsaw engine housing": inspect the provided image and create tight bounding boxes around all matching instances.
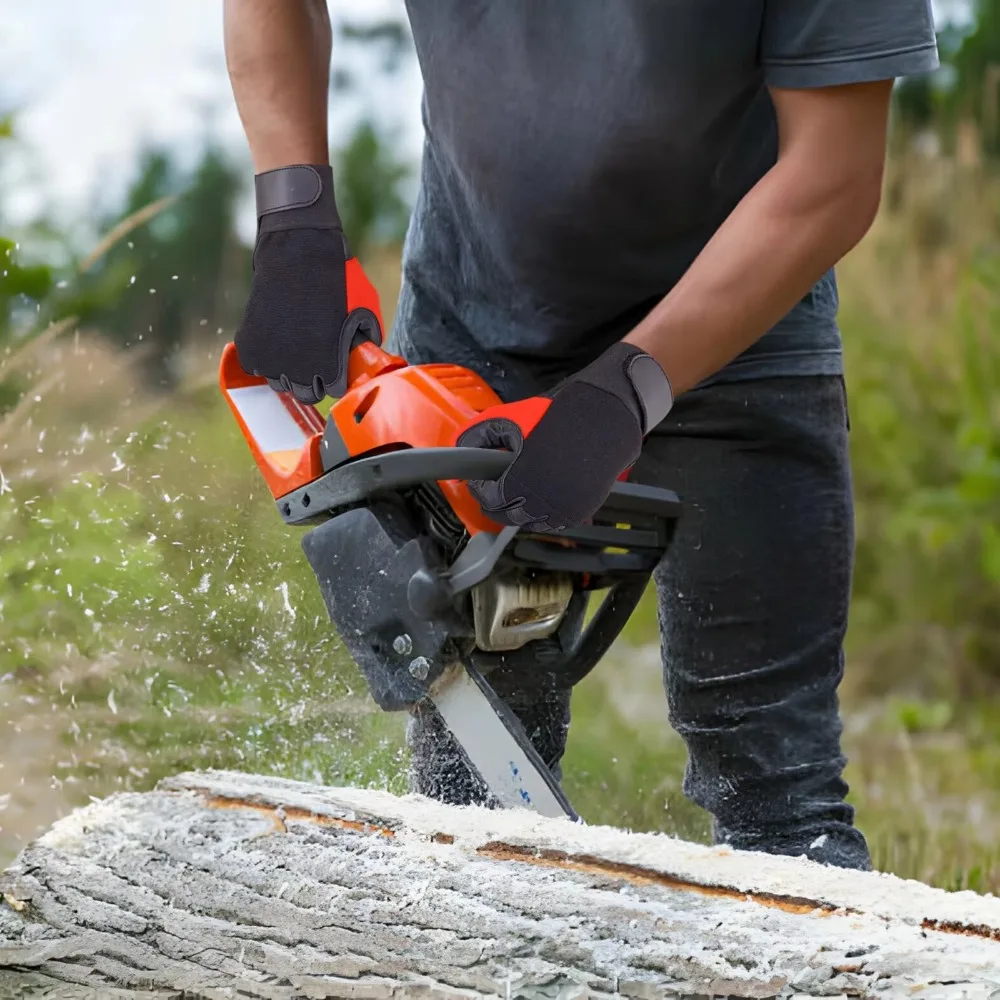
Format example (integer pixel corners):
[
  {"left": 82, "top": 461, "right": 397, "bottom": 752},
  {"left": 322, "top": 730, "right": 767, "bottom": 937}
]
[
  {"left": 219, "top": 340, "right": 682, "bottom": 713},
  {"left": 297, "top": 449, "right": 679, "bottom": 711}
]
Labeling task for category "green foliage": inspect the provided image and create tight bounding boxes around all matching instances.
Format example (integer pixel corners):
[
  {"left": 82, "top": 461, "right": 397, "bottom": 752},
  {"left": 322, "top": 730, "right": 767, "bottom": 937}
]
[
  {"left": 901, "top": 262, "right": 1000, "bottom": 658},
  {"left": 844, "top": 249, "right": 1000, "bottom": 695},
  {"left": 951, "top": 0, "right": 1000, "bottom": 151},
  {"left": 0, "top": 477, "right": 163, "bottom": 670},
  {"left": 0, "top": 238, "right": 53, "bottom": 412},
  {"left": 893, "top": 75, "right": 938, "bottom": 134},
  {"left": 891, "top": 698, "right": 955, "bottom": 733},
  {"left": 335, "top": 120, "right": 412, "bottom": 259},
  {"left": 0, "top": 237, "right": 52, "bottom": 343},
  {"left": 0, "top": 385, "right": 409, "bottom": 821},
  {"left": 891, "top": 2, "right": 1000, "bottom": 154},
  {"left": 77, "top": 146, "right": 249, "bottom": 383}
]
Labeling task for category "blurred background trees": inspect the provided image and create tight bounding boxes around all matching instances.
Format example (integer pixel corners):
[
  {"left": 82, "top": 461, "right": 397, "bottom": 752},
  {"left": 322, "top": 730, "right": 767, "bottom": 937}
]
[
  {"left": 1, "top": 13, "right": 414, "bottom": 393},
  {"left": 895, "top": 0, "right": 1000, "bottom": 154}
]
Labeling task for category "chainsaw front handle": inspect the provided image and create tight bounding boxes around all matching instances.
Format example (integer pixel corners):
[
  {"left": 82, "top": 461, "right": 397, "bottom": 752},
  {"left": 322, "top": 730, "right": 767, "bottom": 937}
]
[{"left": 273, "top": 446, "right": 682, "bottom": 527}]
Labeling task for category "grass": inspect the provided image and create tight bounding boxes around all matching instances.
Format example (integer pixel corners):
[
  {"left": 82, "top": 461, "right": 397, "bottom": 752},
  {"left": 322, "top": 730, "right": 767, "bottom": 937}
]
[
  {"left": 0, "top": 374, "right": 413, "bottom": 859},
  {"left": 563, "top": 632, "right": 1000, "bottom": 891},
  {"left": 3, "top": 157, "right": 1000, "bottom": 894}
]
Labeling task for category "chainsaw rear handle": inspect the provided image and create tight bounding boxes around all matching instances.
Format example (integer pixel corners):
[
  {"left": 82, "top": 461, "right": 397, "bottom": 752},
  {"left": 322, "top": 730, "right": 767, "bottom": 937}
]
[{"left": 430, "top": 450, "right": 681, "bottom": 520}]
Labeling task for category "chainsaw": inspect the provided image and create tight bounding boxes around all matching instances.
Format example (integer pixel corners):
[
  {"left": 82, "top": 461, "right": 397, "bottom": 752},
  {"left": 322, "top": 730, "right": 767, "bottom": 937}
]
[{"left": 219, "top": 301, "right": 681, "bottom": 821}]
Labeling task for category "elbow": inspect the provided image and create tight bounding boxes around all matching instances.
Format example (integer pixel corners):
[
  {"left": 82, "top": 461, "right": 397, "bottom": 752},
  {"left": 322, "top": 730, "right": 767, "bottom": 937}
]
[
  {"left": 824, "top": 154, "right": 885, "bottom": 253},
  {"left": 792, "top": 156, "right": 885, "bottom": 255},
  {"left": 781, "top": 148, "right": 887, "bottom": 252},
  {"left": 846, "top": 161, "right": 885, "bottom": 242},
  {"left": 784, "top": 142, "right": 887, "bottom": 247}
]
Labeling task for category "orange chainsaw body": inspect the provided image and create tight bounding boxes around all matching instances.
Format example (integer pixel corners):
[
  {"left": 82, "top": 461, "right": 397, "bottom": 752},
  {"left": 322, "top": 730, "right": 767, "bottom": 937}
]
[{"left": 219, "top": 330, "right": 504, "bottom": 536}]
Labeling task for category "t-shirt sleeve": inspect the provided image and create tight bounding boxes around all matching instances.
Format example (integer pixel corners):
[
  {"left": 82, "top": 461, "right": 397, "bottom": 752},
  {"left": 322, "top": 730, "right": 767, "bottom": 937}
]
[{"left": 761, "top": 0, "right": 940, "bottom": 89}]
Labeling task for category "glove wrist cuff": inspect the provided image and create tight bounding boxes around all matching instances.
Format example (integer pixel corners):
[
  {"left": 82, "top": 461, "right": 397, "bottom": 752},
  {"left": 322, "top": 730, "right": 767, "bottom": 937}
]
[
  {"left": 254, "top": 164, "right": 341, "bottom": 228},
  {"left": 624, "top": 348, "right": 673, "bottom": 434},
  {"left": 581, "top": 342, "right": 672, "bottom": 435}
]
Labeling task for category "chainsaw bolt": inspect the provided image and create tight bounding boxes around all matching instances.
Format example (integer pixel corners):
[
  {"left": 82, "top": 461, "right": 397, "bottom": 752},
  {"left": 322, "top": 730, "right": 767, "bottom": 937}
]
[
  {"left": 393, "top": 634, "right": 413, "bottom": 656},
  {"left": 408, "top": 656, "right": 430, "bottom": 681}
]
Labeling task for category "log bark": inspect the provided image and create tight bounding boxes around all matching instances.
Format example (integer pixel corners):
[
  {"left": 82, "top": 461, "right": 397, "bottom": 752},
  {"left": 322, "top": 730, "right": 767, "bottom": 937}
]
[{"left": 1, "top": 770, "right": 999, "bottom": 999}]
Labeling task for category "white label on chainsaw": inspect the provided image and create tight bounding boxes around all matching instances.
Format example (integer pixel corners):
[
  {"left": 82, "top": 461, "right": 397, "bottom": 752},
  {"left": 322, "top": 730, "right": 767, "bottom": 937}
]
[{"left": 227, "top": 385, "right": 308, "bottom": 454}]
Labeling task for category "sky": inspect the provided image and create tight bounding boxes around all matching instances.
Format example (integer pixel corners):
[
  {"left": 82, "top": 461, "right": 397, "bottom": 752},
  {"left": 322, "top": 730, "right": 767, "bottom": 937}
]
[
  {"left": 0, "top": 0, "right": 973, "bottom": 237},
  {"left": 0, "top": 0, "right": 425, "bottom": 236}
]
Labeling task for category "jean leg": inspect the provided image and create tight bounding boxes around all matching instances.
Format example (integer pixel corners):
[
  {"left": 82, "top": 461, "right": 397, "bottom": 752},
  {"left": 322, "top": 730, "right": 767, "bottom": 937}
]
[{"left": 633, "top": 375, "right": 870, "bottom": 870}]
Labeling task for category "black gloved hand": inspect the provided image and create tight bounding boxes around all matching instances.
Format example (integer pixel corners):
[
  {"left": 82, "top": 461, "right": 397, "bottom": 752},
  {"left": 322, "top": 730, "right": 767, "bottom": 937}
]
[
  {"left": 234, "top": 163, "right": 382, "bottom": 403},
  {"left": 456, "top": 342, "right": 674, "bottom": 533}
]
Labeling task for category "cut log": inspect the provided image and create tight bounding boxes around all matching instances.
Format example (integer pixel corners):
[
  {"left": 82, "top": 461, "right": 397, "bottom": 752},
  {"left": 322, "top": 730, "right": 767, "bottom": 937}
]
[{"left": 1, "top": 770, "right": 999, "bottom": 999}]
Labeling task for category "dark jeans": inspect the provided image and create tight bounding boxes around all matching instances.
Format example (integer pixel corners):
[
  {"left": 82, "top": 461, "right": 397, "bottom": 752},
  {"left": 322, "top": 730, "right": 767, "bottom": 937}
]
[{"left": 391, "top": 302, "right": 870, "bottom": 870}]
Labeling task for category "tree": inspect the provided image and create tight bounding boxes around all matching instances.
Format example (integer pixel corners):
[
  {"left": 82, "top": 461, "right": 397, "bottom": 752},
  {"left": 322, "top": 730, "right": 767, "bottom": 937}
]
[
  {"left": 331, "top": 16, "right": 415, "bottom": 259},
  {"left": 892, "top": 1, "right": 1000, "bottom": 157},
  {"left": 77, "top": 145, "right": 250, "bottom": 386},
  {"left": 951, "top": 0, "right": 1000, "bottom": 153},
  {"left": 335, "top": 120, "right": 411, "bottom": 259}
]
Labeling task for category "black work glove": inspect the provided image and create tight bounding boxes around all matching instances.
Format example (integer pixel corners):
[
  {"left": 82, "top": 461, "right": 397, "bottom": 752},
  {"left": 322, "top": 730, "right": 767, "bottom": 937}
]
[
  {"left": 234, "top": 163, "right": 382, "bottom": 403},
  {"left": 455, "top": 342, "right": 674, "bottom": 533}
]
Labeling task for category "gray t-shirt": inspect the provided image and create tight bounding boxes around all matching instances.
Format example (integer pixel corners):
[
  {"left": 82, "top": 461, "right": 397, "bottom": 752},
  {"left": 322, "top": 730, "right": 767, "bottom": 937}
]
[{"left": 394, "top": 0, "right": 938, "bottom": 396}]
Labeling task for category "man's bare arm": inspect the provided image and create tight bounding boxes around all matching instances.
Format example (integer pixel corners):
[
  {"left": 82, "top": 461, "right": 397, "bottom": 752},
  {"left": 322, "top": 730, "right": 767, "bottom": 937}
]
[
  {"left": 223, "top": 0, "right": 332, "bottom": 172},
  {"left": 625, "top": 80, "right": 894, "bottom": 395}
]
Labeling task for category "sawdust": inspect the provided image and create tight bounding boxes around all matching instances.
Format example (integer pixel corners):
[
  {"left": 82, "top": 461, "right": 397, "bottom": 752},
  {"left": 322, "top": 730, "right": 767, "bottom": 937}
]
[{"left": 159, "top": 769, "right": 1000, "bottom": 942}]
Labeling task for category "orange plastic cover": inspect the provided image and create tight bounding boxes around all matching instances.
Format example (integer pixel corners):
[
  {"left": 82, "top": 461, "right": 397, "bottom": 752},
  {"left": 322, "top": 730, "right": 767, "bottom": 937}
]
[
  {"left": 219, "top": 339, "right": 507, "bottom": 535},
  {"left": 219, "top": 342, "right": 326, "bottom": 497}
]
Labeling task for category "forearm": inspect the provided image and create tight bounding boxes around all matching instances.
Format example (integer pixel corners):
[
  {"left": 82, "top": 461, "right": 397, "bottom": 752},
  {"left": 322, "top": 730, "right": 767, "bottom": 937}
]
[
  {"left": 223, "top": 0, "right": 332, "bottom": 172},
  {"left": 625, "top": 153, "right": 883, "bottom": 396}
]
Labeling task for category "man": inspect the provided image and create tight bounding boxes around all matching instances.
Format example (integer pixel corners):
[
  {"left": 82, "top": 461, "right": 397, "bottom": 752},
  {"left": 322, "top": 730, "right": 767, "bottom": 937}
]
[{"left": 223, "top": 0, "right": 938, "bottom": 870}]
